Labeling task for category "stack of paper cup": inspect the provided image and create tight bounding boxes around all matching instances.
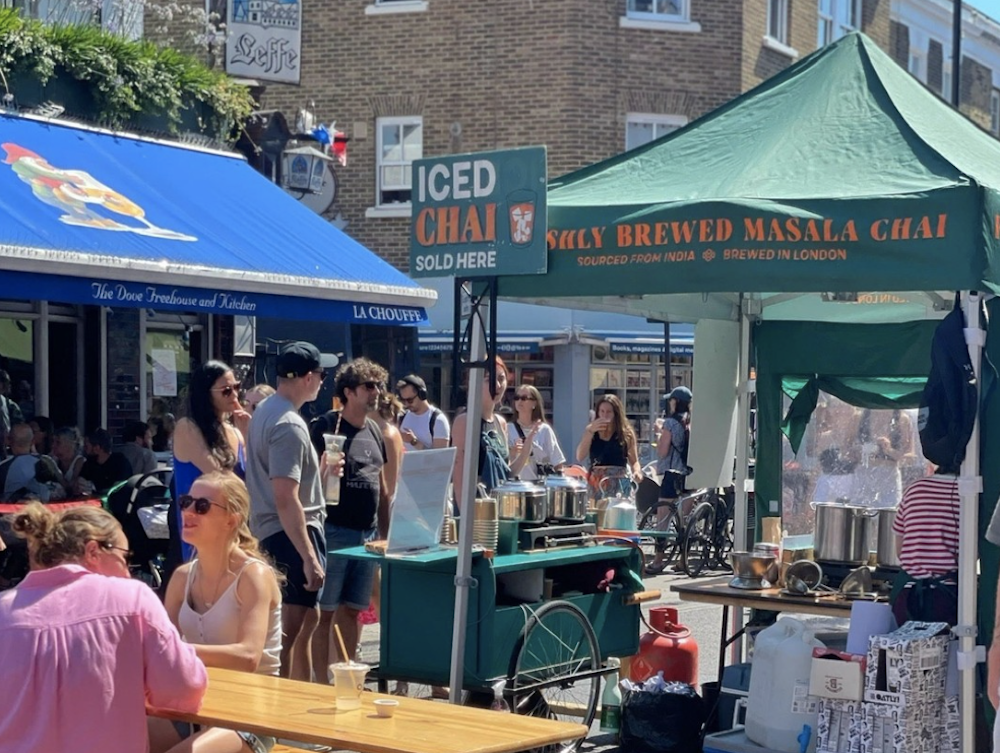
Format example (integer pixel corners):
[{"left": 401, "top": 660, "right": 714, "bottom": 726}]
[{"left": 473, "top": 497, "right": 499, "bottom": 551}]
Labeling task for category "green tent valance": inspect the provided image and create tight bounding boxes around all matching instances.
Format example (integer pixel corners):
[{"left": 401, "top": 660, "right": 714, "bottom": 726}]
[{"left": 780, "top": 375, "right": 926, "bottom": 453}]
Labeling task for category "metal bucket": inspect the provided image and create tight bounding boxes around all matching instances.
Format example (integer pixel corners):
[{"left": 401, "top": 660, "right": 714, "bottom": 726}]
[
  {"left": 812, "top": 502, "right": 876, "bottom": 565},
  {"left": 875, "top": 507, "right": 900, "bottom": 568}
]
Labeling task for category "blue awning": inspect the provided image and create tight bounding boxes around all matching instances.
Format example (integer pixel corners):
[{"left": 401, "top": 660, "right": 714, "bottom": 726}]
[{"left": 0, "top": 113, "right": 434, "bottom": 324}]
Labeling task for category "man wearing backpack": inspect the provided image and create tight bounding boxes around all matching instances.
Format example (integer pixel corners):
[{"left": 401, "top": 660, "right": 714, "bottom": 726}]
[{"left": 396, "top": 375, "right": 450, "bottom": 450}]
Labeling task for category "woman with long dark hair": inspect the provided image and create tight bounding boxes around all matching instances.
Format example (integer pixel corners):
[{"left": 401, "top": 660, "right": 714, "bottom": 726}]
[
  {"left": 508, "top": 384, "right": 565, "bottom": 481},
  {"left": 647, "top": 386, "right": 692, "bottom": 573},
  {"left": 576, "top": 394, "right": 641, "bottom": 502},
  {"left": 171, "top": 360, "right": 249, "bottom": 562}
]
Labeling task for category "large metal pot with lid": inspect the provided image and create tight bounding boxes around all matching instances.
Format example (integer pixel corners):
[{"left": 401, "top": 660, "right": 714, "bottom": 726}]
[
  {"left": 543, "top": 473, "right": 589, "bottom": 523},
  {"left": 875, "top": 507, "right": 900, "bottom": 568},
  {"left": 494, "top": 479, "right": 548, "bottom": 524},
  {"left": 811, "top": 501, "right": 878, "bottom": 565}
]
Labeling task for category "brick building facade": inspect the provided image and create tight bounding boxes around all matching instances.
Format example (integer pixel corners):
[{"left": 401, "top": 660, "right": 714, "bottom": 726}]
[{"left": 258, "top": 0, "right": 891, "bottom": 274}]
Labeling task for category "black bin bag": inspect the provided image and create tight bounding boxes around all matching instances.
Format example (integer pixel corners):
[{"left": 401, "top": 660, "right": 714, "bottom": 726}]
[{"left": 620, "top": 682, "right": 705, "bottom": 753}]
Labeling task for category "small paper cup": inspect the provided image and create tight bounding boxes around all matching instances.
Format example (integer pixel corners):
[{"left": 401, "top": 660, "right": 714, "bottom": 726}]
[{"left": 373, "top": 699, "right": 399, "bottom": 718}]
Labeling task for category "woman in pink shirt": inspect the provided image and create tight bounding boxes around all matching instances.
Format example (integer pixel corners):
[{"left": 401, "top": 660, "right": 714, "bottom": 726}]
[{"left": 0, "top": 503, "right": 207, "bottom": 753}]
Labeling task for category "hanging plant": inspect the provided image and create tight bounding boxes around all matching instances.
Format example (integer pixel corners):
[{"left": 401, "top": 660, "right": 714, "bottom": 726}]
[{"left": 0, "top": 8, "right": 254, "bottom": 141}]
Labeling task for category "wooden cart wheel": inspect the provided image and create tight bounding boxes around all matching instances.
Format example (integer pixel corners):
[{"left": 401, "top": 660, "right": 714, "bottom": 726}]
[{"left": 505, "top": 600, "right": 601, "bottom": 753}]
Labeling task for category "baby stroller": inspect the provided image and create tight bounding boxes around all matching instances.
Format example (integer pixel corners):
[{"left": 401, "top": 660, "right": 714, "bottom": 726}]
[{"left": 106, "top": 469, "right": 172, "bottom": 588}]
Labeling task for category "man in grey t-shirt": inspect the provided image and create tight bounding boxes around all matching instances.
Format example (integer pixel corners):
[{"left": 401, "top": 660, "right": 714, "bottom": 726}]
[{"left": 247, "top": 340, "right": 335, "bottom": 682}]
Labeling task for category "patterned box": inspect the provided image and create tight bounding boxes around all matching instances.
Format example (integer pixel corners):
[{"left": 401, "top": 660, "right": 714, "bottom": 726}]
[
  {"left": 938, "top": 695, "right": 960, "bottom": 753},
  {"left": 863, "top": 621, "right": 949, "bottom": 707},
  {"left": 860, "top": 700, "right": 942, "bottom": 753},
  {"left": 816, "top": 698, "right": 862, "bottom": 753}
]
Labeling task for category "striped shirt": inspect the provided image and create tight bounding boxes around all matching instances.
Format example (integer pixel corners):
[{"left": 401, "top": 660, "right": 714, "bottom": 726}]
[{"left": 892, "top": 474, "right": 959, "bottom": 578}]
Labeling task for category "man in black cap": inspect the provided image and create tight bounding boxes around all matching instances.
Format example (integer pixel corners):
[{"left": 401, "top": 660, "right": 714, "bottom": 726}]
[
  {"left": 246, "top": 340, "right": 336, "bottom": 682},
  {"left": 396, "top": 374, "right": 450, "bottom": 451}
]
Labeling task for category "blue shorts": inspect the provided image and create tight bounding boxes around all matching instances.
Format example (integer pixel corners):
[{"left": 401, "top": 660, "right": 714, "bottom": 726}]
[
  {"left": 260, "top": 526, "right": 326, "bottom": 609},
  {"left": 319, "top": 522, "right": 377, "bottom": 612}
]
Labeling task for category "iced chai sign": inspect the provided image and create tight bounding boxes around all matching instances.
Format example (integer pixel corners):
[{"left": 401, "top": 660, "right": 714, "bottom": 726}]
[{"left": 409, "top": 146, "right": 547, "bottom": 278}]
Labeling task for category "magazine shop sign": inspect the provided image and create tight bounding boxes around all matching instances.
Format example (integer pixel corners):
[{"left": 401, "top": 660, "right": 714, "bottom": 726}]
[{"left": 410, "top": 146, "right": 547, "bottom": 277}]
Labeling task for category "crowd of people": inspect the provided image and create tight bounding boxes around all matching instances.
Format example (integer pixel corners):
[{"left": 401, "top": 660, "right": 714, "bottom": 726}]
[{"left": 0, "top": 340, "right": 697, "bottom": 752}]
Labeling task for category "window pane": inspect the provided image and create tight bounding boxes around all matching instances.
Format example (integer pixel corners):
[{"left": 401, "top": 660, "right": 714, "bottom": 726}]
[
  {"left": 626, "top": 121, "right": 654, "bottom": 151},
  {"left": 381, "top": 124, "right": 402, "bottom": 161},
  {"left": 820, "top": 0, "right": 833, "bottom": 13},
  {"left": 654, "top": 122, "right": 682, "bottom": 139},
  {"left": 655, "top": 0, "right": 683, "bottom": 15},
  {"left": 628, "top": 0, "right": 654, "bottom": 12},
  {"left": 402, "top": 123, "right": 422, "bottom": 160},
  {"left": 768, "top": 0, "right": 782, "bottom": 39},
  {"left": 382, "top": 165, "right": 405, "bottom": 188}
]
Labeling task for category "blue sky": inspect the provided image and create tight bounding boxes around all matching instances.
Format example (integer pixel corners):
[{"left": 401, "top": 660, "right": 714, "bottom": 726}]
[{"left": 969, "top": 0, "right": 1000, "bottom": 21}]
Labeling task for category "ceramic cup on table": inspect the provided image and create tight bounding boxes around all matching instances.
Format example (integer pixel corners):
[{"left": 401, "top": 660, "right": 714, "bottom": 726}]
[
  {"left": 373, "top": 699, "right": 399, "bottom": 718},
  {"left": 331, "top": 662, "right": 370, "bottom": 711}
]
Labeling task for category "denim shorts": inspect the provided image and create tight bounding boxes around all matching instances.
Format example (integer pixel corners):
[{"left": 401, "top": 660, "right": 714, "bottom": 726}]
[
  {"left": 319, "top": 522, "right": 377, "bottom": 612},
  {"left": 260, "top": 526, "right": 326, "bottom": 609}
]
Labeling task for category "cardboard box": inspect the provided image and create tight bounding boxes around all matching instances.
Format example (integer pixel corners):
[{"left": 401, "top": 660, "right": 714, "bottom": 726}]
[
  {"left": 863, "top": 621, "right": 949, "bottom": 707},
  {"left": 816, "top": 698, "right": 862, "bottom": 753},
  {"left": 939, "top": 695, "right": 960, "bottom": 753},
  {"left": 861, "top": 700, "right": 942, "bottom": 753},
  {"left": 810, "top": 649, "right": 866, "bottom": 702}
]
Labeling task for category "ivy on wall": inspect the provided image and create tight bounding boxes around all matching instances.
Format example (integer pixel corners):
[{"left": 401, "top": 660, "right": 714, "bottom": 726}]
[{"left": 0, "top": 8, "right": 254, "bottom": 141}]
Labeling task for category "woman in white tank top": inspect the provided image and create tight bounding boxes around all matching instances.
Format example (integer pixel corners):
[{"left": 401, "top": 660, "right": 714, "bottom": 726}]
[{"left": 148, "top": 471, "right": 283, "bottom": 753}]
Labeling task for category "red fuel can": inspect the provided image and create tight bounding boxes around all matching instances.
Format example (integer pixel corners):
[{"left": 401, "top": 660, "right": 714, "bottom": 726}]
[{"left": 629, "top": 606, "right": 699, "bottom": 688}]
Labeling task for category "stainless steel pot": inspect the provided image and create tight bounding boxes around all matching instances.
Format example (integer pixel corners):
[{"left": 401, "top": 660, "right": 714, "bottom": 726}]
[
  {"left": 495, "top": 480, "right": 548, "bottom": 524},
  {"left": 812, "top": 501, "right": 877, "bottom": 565},
  {"left": 875, "top": 507, "right": 900, "bottom": 568},
  {"left": 543, "top": 474, "right": 589, "bottom": 522}
]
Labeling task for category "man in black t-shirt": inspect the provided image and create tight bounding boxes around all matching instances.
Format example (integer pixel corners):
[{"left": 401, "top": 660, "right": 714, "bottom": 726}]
[
  {"left": 78, "top": 428, "right": 133, "bottom": 495},
  {"left": 309, "top": 358, "right": 389, "bottom": 675}
]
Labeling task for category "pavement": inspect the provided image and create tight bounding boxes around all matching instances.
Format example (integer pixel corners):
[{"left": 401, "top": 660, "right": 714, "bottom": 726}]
[{"left": 356, "top": 563, "right": 732, "bottom": 751}]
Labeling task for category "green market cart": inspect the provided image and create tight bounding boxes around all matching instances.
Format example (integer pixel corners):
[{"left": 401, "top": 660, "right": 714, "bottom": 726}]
[{"left": 333, "top": 543, "right": 657, "bottom": 750}]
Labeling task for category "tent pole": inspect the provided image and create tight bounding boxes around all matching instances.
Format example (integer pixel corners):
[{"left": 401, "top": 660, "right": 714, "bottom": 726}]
[
  {"left": 959, "top": 291, "right": 983, "bottom": 752},
  {"left": 951, "top": 0, "right": 961, "bottom": 108},
  {"left": 730, "top": 297, "right": 754, "bottom": 663},
  {"left": 448, "top": 282, "right": 490, "bottom": 704}
]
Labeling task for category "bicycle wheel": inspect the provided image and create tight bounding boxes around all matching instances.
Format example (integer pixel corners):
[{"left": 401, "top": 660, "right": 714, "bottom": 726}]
[
  {"left": 681, "top": 501, "right": 716, "bottom": 577},
  {"left": 506, "top": 601, "right": 600, "bottom": 753},
  {"left": 638, "top": 503, "right": 681, "bottom": 575}
]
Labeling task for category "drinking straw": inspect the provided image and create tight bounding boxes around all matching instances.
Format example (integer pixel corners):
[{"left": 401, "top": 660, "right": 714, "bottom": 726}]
[{"left": 334, "top": 623, "right": 351, "bottom": 663}]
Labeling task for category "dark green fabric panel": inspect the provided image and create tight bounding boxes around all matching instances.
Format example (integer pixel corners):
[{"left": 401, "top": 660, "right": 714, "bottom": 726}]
[
  {"left": 979, "top": 298, "right": 1000, "bottom": 704},
  {"left": 755, "top": 370, "right": 784, "bottom": 540}
]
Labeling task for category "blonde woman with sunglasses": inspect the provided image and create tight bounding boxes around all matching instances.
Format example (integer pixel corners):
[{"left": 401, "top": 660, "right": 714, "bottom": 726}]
[
  {"left": 508, "top": 385, "right": 566, "bottom": 481},
  {"left": 150, "top": 471, "right": 283, "bottom": 753}
]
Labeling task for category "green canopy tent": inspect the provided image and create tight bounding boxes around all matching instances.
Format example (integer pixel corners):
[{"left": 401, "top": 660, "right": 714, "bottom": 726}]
[{"left": 496, "top": 32, "right": 1000, "bottom": 748}]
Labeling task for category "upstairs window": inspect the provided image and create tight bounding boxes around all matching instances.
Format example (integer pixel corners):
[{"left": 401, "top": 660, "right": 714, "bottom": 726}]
[
  {"left": 625, "top": 114, "right": 688, "bottom": 152},
  {"left": 767, "top": 0, "right": 789, "bottom": 46},
  {"left": 376, "top": 117, "right": 422, "bottom": 207},
  {"left": 992, "top": 89, "right": 1000, "bottom": 137},
  {"left": 818, "top": 0, "right": 860, "bottom": 47},
  {"left": 626, "top": 0, "right": 689, "bottom": 22}
]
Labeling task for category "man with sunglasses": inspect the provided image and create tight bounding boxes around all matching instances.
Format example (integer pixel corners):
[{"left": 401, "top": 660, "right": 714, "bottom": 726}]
[
  {"left": 308, "top": 357, "right": 390, "bottom": 677},
  {"left": 246, "top": 340, "right": 336, "bottom": 683},
  {"left": 396, "top": 374, "right": 449, "bottom": 451}
]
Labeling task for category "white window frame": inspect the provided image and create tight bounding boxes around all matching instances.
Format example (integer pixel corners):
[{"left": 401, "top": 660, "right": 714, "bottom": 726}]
[
  {"left": 908, "top": 50, "right": 925, "bottom": 83},
  {"left": 620, "top": 0, "right": 700, "bottom": 33},
  {"left": 818, "top": 0, "right": 861, "bottom": 47},
  {"left": 625, "top": 113, "right": 688, "bottom": 152},
  {"left": 365, "top": 0, "right": 428, "bottom": 15},
  {"left": 991, "top": 89, "right": 1000, "bottom": 137},
  {"left": 370, "top": 116, "right": 422, "bottom": 216},
  {"left": 767, "top": 0, "right": 789, "bottom": 46}
]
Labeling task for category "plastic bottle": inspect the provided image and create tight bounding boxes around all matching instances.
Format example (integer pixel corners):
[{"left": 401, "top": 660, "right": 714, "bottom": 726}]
[{"left": 599, "top": 658, "right": 622, "bottom": 734}]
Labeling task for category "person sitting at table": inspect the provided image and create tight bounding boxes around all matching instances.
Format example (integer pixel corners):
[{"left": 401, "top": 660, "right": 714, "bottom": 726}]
[
  {"left": 50, "top": 425, "right": 86, "bottom": 494},
  {"left": 148, "top": 470, "right": 282, "bottom": 753},
  {"left": 29, "top": 414, "right": 53, "bottom": 456},
  {"left": 77, "top": 427, "right": 134, "bottom": 495},
  {"left": 0, "top": 502, "right": 207, "bottom": 753},
  {"left": 0, "top": 422, "right": 51, "bottom": 501},
  {"left": 118, "top": 420, "right": 159, "bottom": 476}
]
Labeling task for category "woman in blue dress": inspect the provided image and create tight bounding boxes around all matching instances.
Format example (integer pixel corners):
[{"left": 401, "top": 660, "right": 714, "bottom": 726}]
[{"left": 170, "top": 361, "right": 249, "bottom": 564}]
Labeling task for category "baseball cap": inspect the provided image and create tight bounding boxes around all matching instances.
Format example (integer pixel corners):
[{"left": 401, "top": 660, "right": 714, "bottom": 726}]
[
  {"left": 666, "top": 386, "right": 693, "bottom": 403},
  {"left": 276, "top": 341, "right": 338, "bottom": 378}
]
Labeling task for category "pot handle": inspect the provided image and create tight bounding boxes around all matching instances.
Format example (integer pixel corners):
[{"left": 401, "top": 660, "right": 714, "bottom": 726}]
[{"left": 854, "top": 507, "right": 879, "bottom": 518}]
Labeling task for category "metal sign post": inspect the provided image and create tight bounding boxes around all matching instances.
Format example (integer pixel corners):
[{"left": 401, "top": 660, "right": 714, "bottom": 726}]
[{"left": 448, "top": 278, "right": 497, "bottom": 703}]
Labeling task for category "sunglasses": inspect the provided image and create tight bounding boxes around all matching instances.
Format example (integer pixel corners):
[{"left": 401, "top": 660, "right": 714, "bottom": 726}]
[
  {"left": 212, "top": 382, "right": 242, "bottom": 397},
  {"left": 311, "top": 369, "right": 326, "bottom": 380},
  {"left": 401, "top": 395, "right": 417, "bottom": 404},
  {"left": 178, "top": 494, "right": 228, "bottom": 515},
  {"left": 514, "top": 395, "right": 536, "bottom": 401},
  {"left": 359, "top": 381, "right": 382, "bottom": 391},
  {"left": 101, "top": 543, "right": 133, "bottom": 564}
]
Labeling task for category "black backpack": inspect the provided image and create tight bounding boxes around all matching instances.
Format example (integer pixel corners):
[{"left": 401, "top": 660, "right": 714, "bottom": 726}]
[{"left": 918, "top": 300, "right": 981, "bottom": 473}]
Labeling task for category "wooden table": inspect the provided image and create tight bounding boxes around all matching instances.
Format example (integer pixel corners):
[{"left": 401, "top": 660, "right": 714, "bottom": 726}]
[
  {"left": 151, "top": 667, "right": 589, "bottom": 753},
  {"left": 672, "top": 576, "right": 873, "bottom": 687}
]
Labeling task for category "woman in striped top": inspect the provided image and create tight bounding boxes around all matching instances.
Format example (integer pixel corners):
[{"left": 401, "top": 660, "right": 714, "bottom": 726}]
[{"left": 890, "top": 467, "right": 959, "bottom": 625}]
